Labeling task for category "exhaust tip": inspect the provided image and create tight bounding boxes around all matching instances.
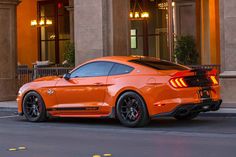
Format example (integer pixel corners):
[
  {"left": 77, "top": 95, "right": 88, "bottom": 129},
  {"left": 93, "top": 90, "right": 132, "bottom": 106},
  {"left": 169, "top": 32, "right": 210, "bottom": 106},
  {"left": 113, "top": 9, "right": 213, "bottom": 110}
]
[{"left": 176, "top": 108, "right": 190, "bottom": 116}]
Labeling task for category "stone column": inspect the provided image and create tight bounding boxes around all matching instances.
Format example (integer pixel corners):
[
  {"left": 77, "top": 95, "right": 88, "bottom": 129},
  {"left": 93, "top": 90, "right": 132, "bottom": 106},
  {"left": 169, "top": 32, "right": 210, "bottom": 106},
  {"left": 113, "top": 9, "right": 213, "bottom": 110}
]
[
  {"left": 74, "top": 0, "right": 130, "bottom": 65},
  {"left": 109, "top": 0, "right": 130, "bottom": 56},
  {"left": 200, "top": 0, "right": 211, "bottom": 64},
  {"left": 219, "top": 0, "right": 236, "bottom": 107},
  {"left": 0, "top": 0, "right": 19, "bottom": 101}
]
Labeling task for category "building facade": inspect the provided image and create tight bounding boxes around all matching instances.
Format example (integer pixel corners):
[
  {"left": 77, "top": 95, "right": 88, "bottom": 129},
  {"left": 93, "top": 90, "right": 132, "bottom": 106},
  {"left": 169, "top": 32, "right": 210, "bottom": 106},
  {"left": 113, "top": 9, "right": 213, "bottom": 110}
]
[
  {"left": 0, "top": 0, "right": 234, "bottom": 107},
  {"left": 219, "top": 0, "right": 236, "bottom": 107}
]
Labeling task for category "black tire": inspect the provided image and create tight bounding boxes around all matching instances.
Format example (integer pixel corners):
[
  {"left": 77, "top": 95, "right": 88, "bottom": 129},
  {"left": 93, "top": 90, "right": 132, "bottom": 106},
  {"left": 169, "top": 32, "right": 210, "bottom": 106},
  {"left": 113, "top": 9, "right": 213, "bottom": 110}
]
[
  {"left": 116, "top": 91, "right": 150, "bottom": 127},
  {"left": 174, "top": 112, "right": 199, "bottom": 121},
  {"left": 22, "top": 91, "right": 47, "bottom": 122}
]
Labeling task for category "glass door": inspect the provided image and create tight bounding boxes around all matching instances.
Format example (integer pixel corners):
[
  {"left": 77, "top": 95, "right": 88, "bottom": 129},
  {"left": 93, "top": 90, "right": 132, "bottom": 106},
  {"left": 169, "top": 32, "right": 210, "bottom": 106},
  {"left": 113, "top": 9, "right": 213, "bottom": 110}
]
[
  {"left": 38, "top": 0, "right": 70, "bottom": 64},
  {"left": 130, "top": 0, "right": 169, "bottom": 60}
]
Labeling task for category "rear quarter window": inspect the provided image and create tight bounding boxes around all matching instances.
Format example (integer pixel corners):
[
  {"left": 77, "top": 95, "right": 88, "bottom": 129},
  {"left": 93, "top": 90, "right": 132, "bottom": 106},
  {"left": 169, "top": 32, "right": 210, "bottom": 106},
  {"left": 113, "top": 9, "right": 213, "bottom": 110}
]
[{"left": 109, "top": 63, "right": 134, "bottom": 76}]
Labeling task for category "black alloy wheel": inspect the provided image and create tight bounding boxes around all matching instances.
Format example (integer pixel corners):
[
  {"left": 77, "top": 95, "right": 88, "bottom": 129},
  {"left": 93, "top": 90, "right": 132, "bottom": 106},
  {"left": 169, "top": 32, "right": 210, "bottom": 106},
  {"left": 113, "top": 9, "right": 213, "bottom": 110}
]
[
  {"left": 116, "top": 91, "right": 150, "bottom": 127},
  {"left": 22, "top": 91, "right": 47, "bottom": 122}
]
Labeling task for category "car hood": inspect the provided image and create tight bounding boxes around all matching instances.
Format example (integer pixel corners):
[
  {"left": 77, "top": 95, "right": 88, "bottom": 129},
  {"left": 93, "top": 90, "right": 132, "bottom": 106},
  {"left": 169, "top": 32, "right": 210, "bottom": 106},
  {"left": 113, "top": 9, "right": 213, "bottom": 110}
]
[{"left": 33, "top": 76, "right": 61, "bottom": 82}]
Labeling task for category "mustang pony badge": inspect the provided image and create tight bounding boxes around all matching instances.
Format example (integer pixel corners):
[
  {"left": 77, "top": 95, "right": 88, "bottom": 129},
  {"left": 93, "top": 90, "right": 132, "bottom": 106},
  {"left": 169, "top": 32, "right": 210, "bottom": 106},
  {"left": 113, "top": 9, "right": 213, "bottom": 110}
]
[{"left": 47, "top": 89, "right": 55, "bottom": 95}]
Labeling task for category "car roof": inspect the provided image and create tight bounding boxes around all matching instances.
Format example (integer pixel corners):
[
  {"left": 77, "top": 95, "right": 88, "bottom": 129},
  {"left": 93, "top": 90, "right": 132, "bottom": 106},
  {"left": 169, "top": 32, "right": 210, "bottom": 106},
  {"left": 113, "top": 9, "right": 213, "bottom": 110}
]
[
  {"left": 73, "top": 56, "right": 189, "bottom": 73},
  {"left": 89, "top": 56, "right": 160, "bottom": 64},
  {"left": 88, "top": 56, "right": 189, "bottom": 71}
]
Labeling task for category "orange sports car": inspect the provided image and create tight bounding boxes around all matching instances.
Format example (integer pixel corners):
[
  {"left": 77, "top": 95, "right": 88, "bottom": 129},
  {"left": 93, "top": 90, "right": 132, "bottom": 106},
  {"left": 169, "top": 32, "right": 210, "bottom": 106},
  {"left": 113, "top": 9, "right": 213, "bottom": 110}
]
[{"left": 17, "top": 56, "right": 222, "bottom": 127}]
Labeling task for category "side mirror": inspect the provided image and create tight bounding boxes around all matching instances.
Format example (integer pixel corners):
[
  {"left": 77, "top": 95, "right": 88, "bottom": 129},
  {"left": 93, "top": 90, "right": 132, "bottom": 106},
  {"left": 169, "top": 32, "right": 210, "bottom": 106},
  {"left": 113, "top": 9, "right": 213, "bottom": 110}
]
[{"left": 63, "top": 73, "right": 71, "bottom": 80}]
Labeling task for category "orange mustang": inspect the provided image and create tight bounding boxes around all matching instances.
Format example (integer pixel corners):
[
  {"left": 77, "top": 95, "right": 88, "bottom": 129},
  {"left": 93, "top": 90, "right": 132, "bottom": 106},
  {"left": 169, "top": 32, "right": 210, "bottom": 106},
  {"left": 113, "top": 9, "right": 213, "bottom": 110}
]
[{"left": 17, "top": 56, "right": 222, "bottom": 127}]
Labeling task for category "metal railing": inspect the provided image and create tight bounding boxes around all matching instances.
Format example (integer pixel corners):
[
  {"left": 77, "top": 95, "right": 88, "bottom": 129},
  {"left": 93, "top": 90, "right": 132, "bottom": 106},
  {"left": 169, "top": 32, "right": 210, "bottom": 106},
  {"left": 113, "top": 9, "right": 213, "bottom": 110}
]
[
  {"left": 32, "top": 67, "right": 73, "bottom": 79},
  {"left": 17, "top": 67, "right": 73, "bottom": 89},
  {"left": 17, "top": 68, "right": 33, "bottom": 89}
]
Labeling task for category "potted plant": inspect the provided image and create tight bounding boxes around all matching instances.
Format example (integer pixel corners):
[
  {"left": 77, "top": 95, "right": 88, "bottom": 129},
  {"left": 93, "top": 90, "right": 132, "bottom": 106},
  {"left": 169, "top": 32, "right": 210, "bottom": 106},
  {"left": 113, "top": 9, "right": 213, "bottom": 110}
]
[
  {"left": 174, "top": 35, "right": 199, "bottom": 65},
  {"left": 63, "top": 42, "right": 75, "bottom": 67}
]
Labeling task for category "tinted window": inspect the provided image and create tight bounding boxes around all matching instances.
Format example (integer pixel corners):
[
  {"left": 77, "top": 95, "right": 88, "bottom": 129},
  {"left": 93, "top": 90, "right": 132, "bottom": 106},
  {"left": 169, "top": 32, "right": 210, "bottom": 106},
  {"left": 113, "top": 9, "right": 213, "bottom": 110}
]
[
  {"left": 129, "top": 59, "right": 189, "bottom": 70},
  {"left": 70, "top": 62, "right": 114, "bottom": 78},
  {"left": 109, "top": 63, "right": 134, "bottom": 76}
]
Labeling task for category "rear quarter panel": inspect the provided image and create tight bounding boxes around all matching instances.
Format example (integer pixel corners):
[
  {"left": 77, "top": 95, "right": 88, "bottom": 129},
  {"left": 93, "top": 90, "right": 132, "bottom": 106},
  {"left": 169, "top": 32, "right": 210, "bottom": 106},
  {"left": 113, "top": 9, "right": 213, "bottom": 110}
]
[
  {"left": 105, "top": 67, "right": 221, "bottom": 116},
  {"left": 104, "top": 66, "right": 168, "bottom": 116}
]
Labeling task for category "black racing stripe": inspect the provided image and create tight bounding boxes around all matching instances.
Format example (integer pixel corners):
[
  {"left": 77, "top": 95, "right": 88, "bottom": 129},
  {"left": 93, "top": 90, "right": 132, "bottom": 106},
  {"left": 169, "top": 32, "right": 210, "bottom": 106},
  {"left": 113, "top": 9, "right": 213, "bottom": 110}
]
[{"left": 47, "top": 107, "right": 99, "bottom": 111}]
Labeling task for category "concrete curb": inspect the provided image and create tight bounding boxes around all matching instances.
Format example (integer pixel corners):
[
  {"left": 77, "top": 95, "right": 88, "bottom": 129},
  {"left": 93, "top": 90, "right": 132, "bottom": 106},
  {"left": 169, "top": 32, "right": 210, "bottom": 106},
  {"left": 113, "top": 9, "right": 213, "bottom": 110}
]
[
  {"left": 0, "top": 107, "right": 236, "bottom": 117},
  {"left": 0, "top": 107, "right": 17, "bottom": 114},
  {"left": 0, "top": 101, "right": 236, "bottom": 117},
  {"left": 200, "top": 112, "right": 236, "bottom": 117},
  {"left": 200, "top": 108, "right": 236, "bottom": 117}
]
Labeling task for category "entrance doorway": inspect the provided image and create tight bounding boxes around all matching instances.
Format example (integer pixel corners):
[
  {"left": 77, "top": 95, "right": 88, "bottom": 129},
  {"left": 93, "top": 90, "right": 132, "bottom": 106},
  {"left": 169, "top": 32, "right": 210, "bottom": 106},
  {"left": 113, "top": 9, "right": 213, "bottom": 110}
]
[
  {"left": 130, "top": 0, "right": 169, "bottom": 60},
  {"left": 38, "top": 0, "right": 70, "bottom": 64},
  {"left": 130, "top": 0, "right": 197, "bottom": 61}
]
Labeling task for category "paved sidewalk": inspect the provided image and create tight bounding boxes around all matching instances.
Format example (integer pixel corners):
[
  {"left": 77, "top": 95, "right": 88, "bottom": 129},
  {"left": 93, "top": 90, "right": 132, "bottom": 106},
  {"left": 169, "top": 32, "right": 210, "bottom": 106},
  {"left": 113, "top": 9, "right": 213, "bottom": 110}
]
[
  {"left": 0, "top": 101, "right": 236, "bottom": 116},
  {"left": 0, "top": 101, "right": 17, "bottom": 112},
  {"left": 0, "top": 101, "right": 17, "bottom": 108}
]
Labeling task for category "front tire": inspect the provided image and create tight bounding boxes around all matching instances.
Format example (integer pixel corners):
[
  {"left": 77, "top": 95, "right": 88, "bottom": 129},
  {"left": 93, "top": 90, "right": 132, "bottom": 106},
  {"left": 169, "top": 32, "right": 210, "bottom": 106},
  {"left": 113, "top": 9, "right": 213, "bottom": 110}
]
[
  {"left": 22, "top": 91, "right": 47, "bottom": 122},
  {"left": 116, "top": 91, "right": 150, "bottom": 127}
]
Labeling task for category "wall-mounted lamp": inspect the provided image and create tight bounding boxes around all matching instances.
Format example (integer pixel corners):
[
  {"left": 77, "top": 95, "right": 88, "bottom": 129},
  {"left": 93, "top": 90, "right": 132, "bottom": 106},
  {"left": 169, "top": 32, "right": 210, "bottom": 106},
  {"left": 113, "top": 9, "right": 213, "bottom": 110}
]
[
  {"left": 31, "top": 20, "right": 37, "bottom": 26},
  {"left": 30, "top": 18, "right": 53, "bottom": 27}
]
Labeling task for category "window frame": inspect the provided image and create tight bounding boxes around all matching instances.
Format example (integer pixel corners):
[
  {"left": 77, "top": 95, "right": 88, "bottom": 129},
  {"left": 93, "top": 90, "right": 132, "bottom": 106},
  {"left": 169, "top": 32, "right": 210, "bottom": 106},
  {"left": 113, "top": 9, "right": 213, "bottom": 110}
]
[{"left": 108, "top": 63, "right": 134, "bottom": 76}]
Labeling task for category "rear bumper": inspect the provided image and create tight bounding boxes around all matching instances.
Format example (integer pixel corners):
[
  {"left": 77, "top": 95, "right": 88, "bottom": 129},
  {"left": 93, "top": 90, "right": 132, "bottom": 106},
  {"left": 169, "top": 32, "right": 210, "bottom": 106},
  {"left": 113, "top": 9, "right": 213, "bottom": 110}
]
[{"left": 152, "top": 99, "right": 222, "bottom": 118}]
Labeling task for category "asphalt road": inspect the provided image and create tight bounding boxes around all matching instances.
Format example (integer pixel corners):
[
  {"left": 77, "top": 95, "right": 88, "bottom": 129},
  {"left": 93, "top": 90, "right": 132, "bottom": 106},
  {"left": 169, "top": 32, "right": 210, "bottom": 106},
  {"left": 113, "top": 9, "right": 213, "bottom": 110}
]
[{"left": 0, "top": 110, "right": 236, "bottom": 157}]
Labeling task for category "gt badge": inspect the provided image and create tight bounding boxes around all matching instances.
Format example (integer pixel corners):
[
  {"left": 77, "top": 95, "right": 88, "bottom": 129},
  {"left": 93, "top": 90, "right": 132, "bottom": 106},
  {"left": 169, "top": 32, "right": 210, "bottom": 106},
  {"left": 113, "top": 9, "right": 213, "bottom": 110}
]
[{"left": 47, "top": 89, "right": 55, "bottom": 95}]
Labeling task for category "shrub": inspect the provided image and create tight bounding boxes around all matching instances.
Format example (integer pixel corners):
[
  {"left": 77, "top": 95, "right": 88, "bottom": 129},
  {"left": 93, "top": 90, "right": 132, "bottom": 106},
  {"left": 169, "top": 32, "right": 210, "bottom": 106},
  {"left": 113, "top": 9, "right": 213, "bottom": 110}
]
[
  {"left": 174, "top": 35, "right": 199, "bottom": 65},
  {"left": 64, "top": 42, "right": 75, "bottom": 67}
]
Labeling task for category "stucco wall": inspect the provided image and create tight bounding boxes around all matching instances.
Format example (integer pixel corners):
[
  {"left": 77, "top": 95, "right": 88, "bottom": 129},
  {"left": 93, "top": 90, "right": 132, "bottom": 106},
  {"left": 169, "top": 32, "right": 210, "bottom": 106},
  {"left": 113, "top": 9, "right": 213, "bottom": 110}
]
[{"left": 17, "top": 0, "right": 38, "bottom": 67}]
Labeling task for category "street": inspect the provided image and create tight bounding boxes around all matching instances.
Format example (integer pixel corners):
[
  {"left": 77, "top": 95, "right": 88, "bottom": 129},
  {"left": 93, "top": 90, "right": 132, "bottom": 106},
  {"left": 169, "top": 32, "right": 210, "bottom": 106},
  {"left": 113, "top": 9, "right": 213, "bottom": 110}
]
[{"left": 0, "top": 110, "right": 236, "bottom": 157}]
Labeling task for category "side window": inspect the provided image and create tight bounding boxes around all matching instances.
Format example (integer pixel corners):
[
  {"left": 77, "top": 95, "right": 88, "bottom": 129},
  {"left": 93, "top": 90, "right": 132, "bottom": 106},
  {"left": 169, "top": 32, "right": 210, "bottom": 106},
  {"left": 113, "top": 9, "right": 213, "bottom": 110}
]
[
  {"left": 109, "top": 63, "right": 134, "bottom": 76},
  {"left": 70, "top": 62, "right": 114, "bottom": 78}
]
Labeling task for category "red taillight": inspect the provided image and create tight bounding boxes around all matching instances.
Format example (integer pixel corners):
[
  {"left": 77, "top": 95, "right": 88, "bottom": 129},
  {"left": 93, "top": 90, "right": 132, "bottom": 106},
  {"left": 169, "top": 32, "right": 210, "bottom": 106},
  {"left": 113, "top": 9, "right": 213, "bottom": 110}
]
[
  {"left": 179, "top": 78, "right": 187, "bottom": 87},
  {"left": 210, "top": 75, "right": 219, "bottom": 85},
  {"left": 170, "top": 79, "right": 178, "bottom": 88},
  {"left": 169, "top": 78, "right": 188, "bottom": 88}
]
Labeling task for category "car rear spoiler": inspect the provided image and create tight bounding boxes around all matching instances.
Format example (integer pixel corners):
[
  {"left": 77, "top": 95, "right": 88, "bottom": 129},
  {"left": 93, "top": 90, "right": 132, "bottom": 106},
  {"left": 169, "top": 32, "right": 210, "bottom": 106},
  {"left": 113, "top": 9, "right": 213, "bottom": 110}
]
[{"left": 171, "top": 69, "right": 218, "bottom": 77}]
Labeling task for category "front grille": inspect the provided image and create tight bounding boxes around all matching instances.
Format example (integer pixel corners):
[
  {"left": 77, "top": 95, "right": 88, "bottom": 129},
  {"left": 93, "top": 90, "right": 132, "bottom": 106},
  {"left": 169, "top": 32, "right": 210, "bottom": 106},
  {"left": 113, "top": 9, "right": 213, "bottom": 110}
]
[{"left": 184, "top": 76, "right": 212, "bottom": 87}]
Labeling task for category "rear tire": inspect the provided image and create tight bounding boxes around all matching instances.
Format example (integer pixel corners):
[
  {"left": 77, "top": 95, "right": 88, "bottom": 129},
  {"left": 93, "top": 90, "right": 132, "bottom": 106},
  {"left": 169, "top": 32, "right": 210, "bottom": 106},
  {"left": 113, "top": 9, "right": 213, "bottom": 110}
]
[
  {"left": 116, "top": 91, "right": 150, "bottom": 127},
  {"left": 22, "top": 91, "right": 47, "bottom": 122},
  {"left": 174, "top": 112, "right": 199, "bottom": 121}
]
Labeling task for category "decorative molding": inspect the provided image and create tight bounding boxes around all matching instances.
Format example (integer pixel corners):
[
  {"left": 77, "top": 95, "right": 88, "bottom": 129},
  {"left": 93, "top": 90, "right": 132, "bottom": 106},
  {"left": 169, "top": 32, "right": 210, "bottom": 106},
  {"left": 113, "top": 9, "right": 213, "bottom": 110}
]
[
  {"left": 220, "top": 71, "right": 236, "bottom": 78},
  {"left": 0, "top": 0, "right": 21, "bottom": 5},
  {"left": 65, "top": 5, "right": 74, "bottom": 11}
]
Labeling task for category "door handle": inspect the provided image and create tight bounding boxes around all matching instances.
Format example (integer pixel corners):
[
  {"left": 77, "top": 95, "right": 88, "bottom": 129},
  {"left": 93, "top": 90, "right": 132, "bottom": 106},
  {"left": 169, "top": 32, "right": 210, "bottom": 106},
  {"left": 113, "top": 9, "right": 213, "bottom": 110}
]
[{"left": 94, "top": 82, "right": 104, "bottom": 86}]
